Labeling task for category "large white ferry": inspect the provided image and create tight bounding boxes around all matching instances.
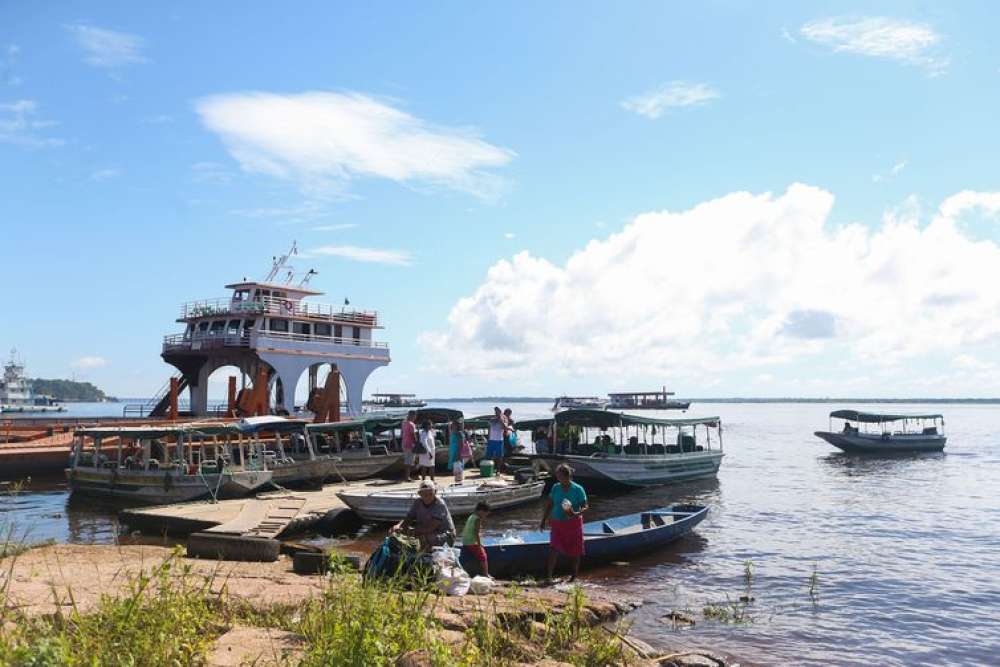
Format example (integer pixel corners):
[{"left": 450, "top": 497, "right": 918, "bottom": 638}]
[
  {"left": 0, "top": 350, "right": 65, "bottom": 414},
  {"left": 129, "top": 244, "right": 390, "bottom": 419}
]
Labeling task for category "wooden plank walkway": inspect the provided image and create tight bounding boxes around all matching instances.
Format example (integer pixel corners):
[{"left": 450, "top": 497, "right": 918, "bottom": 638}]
[{"left": 120, "top": 472, "right": 511, "bottom": 538}]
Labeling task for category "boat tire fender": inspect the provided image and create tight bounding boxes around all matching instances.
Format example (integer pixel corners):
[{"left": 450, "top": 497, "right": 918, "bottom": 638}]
[{"left": 186, "top": 532, "right": 281, "bottom": 562}]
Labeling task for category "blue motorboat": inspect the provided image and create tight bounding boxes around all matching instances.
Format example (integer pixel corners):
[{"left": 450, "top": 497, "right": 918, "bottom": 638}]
[{"left": 461, "top": 503, "right": 708, "bottom": 578}]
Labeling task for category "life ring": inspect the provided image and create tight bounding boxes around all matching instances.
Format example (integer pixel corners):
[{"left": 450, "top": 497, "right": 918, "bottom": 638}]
[{"left": 282, "top": 299, "right": 294, "bottom": 314}]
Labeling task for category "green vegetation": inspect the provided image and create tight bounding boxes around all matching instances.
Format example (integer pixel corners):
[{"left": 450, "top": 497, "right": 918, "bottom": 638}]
[
  {"left": 28, "top": 378, "right": 113, "bottom": 402},
  {"left": 0, "top": 549, "right": 634, "bottom": 666}
]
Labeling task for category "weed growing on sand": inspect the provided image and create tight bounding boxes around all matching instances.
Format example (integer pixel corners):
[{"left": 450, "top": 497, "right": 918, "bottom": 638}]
[
  {"left": 0, "top": 547, "right": 637, "bottom": 666},
  {"left": 0, "top": 548, "right": 221, "bottom": 665}
]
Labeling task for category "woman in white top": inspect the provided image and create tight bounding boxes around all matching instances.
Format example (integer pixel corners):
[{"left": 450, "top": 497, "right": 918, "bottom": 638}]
[{"left": 415, "top": 419, "right": 437, "bottom": 481}]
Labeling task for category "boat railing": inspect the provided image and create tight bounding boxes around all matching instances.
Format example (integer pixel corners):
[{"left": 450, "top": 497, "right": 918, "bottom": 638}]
[
  {"left": 179, "top": 297, "right": 379, "bottom": 326},
  {"left": 162, "top": 331, "right": 389, "bottom": 351}
]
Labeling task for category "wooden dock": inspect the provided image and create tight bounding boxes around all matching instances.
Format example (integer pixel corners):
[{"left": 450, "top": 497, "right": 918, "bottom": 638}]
[{"left": 120, "top": 472, "right": 510, "bottom": 538}]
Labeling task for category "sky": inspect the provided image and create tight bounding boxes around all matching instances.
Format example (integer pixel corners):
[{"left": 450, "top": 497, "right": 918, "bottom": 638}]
[{"left": 3, "top": 2, "right": 1000, "bottom": 400}]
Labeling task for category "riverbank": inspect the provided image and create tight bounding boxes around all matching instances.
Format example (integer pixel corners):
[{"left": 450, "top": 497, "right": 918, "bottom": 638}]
[{"left": 0, "top": 543, "right": 730, "bottom": 666}]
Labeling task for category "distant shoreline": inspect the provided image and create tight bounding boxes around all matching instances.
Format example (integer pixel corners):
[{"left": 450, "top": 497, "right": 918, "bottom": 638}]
[{"left": 427, "top": 397, "right": 1000, "bottom": 404}]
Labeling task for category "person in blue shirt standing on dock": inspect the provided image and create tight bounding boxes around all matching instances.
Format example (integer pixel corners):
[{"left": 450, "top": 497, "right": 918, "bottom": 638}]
[{"left": 540, "top": 463, "right": 588, "bottom": 582}]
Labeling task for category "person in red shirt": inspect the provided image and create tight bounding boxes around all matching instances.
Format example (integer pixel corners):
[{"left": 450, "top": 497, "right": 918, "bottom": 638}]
[{"left": 401, "top": 410, "right": 417, "bottom": 481}]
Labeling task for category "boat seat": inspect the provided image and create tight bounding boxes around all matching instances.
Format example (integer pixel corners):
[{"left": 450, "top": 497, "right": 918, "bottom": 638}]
[{"left": 641, "top": 513, "right": 666, "bottom": 528}]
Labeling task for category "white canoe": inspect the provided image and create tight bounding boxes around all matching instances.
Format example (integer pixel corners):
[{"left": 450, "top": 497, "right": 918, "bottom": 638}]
[{"left": 337, "top": 480, "right": 546, "bottom": 522}]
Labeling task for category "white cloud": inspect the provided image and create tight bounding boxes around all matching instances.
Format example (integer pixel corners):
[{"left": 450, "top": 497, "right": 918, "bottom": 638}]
[
  {"left": 72, "top": 356, "right": 109, "bottom": 369},
  {"left": 621, "top": 81, "right": 720, "bottom": 119},
  {"left": 504, "top": 232, "right": 516, "bottom": 239},
  {"left": 66, "top": 24, "right": 147, "bottom": 68},
  {"left": 420, "top": 185, "right": 1000, "bottom": 385},
  {"left": 312, "top": 223, "right": 358, "bottom": 232},
  {"left": 0, "top": 99, "right": 62, "bottom": 148},
  {"left": 89, "top": 167, "right": 121, "bottom": 182},
  {"left": 872, "top": 160, "right": 907, "bottom": 183},
  {"left": 190, "top": 161, "right": 233, "bottom": 184},
  {"left": 308, "top": 244, "right": 411, "bottom": 266},
  {"left": 195, "top": 91, "right": 515, "bottom": 199},
  {"left": 2, "top": 44, "right": 21, "bottom": 85},
  {"left": 800, "top": 17, "right": 947, "bottom": 74}
]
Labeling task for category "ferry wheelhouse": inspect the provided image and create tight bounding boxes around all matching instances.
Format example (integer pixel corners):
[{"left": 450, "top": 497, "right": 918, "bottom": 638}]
[
  {"left": 814, "top": 410, "right": 946, "bottom": 453},
  {"left": 147, "top": 245, "right": 390, "bottom": 418},
  {"left": 523, "top": 409, "right": 723, "bottom": 487}
]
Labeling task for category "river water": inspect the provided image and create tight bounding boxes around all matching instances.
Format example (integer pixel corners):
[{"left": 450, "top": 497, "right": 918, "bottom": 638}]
[{"left": 2, "top": 401, "right": 998, "bottom": 665}]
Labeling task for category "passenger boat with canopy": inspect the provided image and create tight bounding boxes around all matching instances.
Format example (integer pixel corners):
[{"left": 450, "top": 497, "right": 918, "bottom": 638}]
[
  {"left": 523, "top": 409, "right": 724, "bottom": 487},
  {"left": 814, "top": 410, "right": 946, "bottom": 453},
  {"left": 551, "top": 396, "right": 609, "bottom": 411},
  {"left": 66, "top": 423, "right": 273, "bottom": 504},
  {"left": 306, "top": 418, "right": 405, "bottom": 480},
  {"left": 236, "top": 416, "right": 343, "bottom": 486}
]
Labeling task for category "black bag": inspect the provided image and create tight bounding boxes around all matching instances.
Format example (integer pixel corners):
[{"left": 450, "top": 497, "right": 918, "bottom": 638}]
[{"left": 413, "top": 435, "right": 427, "bottom": 455}]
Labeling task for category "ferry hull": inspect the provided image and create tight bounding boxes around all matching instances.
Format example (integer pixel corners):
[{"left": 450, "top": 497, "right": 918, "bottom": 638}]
[
  {"left": 814, "top": 431, "right": 946, "bottom": 454},
  {"left": 530, "top": 450, "right": 723, "bottom": 487},
  {"left": 66, "top": 468, "right": 273, "bottom": 504}
]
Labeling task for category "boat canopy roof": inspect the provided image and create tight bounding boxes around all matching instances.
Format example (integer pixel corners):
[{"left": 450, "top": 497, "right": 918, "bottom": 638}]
[
  {"left": 75, "top": 422, "right": 238, "bottom": 439},
  {"left": 830, "top": 409, "right": 943, "bottom": 423},
  {"left": 308, "top": 408, "right": 466, "bottom": 435},
  {"left": 236, "top": 416, "right": 309, "bottom": 433},
  {"left": 516, "top": 409, "right": 719, "bottom": 430}
]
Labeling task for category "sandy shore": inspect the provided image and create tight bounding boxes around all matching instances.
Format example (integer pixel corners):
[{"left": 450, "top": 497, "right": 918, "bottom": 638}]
[{"left": 1, "top": 544, "right": 730, "bottom": 666}]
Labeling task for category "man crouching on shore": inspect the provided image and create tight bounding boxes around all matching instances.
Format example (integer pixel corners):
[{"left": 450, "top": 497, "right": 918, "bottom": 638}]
[{"left": 390, "top": 480, "right": 456, "bottom": 552}]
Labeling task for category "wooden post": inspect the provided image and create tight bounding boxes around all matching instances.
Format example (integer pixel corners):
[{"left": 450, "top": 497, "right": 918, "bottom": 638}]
[
  {"left": 227, "top": 376, "right": 237, "bottom": 418},
  {"left": 168, "top": 377, "right": 179, "bottom": 421}
]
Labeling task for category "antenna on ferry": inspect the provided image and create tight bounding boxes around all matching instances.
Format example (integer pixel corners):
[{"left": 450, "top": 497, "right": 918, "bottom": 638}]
[
  {"left": 265, "top": 242, "right": 298, "bottom": 283},
  {"left": 299, "top": 269, "right": 318, "bottom": 287}
]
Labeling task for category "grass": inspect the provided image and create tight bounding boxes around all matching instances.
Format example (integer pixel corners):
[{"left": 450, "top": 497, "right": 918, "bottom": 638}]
[
  {"left": 807, "top": 563, "right": 820, "bottom": 604},
  {"left": 0, "top": 547, "right": 635, "bottom": 666}
]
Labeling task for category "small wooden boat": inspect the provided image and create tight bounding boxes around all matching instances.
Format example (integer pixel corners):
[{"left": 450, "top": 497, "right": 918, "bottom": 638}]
[
  {"left": 307, "top": 420, "right": 404, "bottom": 481},
  {"left": 337, "top": 479, "right": 546, "bottom": 522},
  {"left": 814, "top": 410, "right": 946, "bottom": 453},
  {"left": 460, "top": 504, "right": 708, "bottom": 578}
]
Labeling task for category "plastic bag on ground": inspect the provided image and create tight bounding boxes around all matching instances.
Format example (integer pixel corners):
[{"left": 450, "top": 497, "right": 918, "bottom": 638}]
[
  {"left": 431, "top": 545, "right": 470, "bottom": 595},
  {"left": 469, "top": 575, "right": 494, "bottom": 595}
]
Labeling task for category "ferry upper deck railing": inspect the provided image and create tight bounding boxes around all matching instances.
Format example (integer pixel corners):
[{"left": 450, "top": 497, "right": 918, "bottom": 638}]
[
  {"left": 162, "top": 330, "right": 390, "bottom": 351},
  {"left": 179, "top": 296, "right": 379, "bottom": 326}
]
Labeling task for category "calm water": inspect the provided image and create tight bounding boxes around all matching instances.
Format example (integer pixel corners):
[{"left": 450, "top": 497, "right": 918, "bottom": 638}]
[{"left": 3, "top": 401, "right": 998, "bottom": 665}]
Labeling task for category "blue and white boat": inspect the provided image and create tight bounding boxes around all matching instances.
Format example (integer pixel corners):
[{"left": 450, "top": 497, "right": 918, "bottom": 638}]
[
  {"left": 815, "top": 410, "right": 946, "bottom": 453},
  {"left": 460, "top": 503, "right": 708, "bottom": 578}
]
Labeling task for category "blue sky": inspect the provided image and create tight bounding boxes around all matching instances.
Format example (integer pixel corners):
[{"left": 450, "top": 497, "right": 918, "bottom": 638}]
[{"left": 3, "top": 2, "right": 1000, "bottom": 399}]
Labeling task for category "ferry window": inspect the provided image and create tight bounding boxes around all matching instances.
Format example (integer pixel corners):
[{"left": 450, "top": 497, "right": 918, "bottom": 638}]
[
  {"left": 315, "top": 323, "right": 332, "bottom": 337},
  {"left": 210, "top": 320, "right": 226, "bottom": 333},
  {"left": 227, "top": 319, "right": 241, "bottom": 333},
  {"left": 234, "top": 289, "right": 249, "bottom": 302},
  {"left": 269, "top": 318, "right": 289, "bottom": 332},
  {"left": 262, "top": 290, "right": 271, "bottom": 298},
  {"left": 242, "top": 319, "right": 256, "bottom": 330},
  {"left": 292, "top": 322, "right": 311, "bottom": 335},
  {"left": 198, "top": 321, "right": 210, "bottom": 332},
  {"left": 253, "top": 289, "right": 261, "bottom": 299},
  {"left": 334, "top": 324, "right": 343, "bottom": 339},
  {"left": 352, "top": 326, "right": 361, "bottom": 343},
  {"left": 274, "top": 291, "right": 286, "bottom": 298}
]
